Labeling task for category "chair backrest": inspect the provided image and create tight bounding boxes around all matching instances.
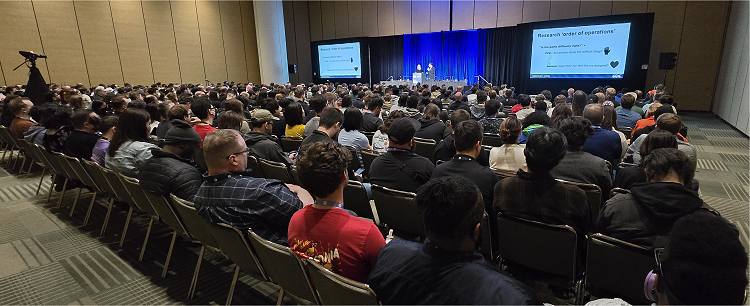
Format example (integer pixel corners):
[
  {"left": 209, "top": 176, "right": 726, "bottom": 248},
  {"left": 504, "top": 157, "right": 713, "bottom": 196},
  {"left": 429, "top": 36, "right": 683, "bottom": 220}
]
[
  {"left": 247, "top": 154, "right": 265, "bottom": 178},
  {"left": 609, "top": 187, "right": 630, "bottom": 199},
  {"left": 493, "top": 168, "right": 517, "bottom": 181},
  {"left": 246, "top": 229, "right": 319, "bottom": 303},
  {"left": 482, "top": 133, "right": 503, "bottom": 147},
  {"left": 0, "top": 126, "right": 19, "bottom": 148},
  {"left": 556, "top": 179, "right": 602, "bottom": 224},
  {"left": 343, "top": 180, "right": 375, "bottom": 220},
  {"left": 360, "top": 149, "right": 380, "bottom": 177},
  {"left": 210, "top": 223, "right": 267, "bottom": 280},
  {"left": 496, "top": 213, "right": 578, "bottom": 281},
  {"left": 49, "top": 152, "right": 78, "bottom": 181},
  {"left": 280, "top": 136, "right": 303, "bottom": 153},
  {"left": 585, "top": 233, "right": 653, "bottom": 304},
  {"left": 169, "top": 194, "right": 218, "bottom": 249},
  {"left": 81, "top": 160, "right": 116, "bottom": 195},
  {"left": 362, "top": 131, "right": 375, "bottom": 144},
  {"left": 619, "top": 162, "right": 638, "bottom": 168},
  {"left": 143, "top": 190, "right": 188, "bottom": 237},
  {"left": 371, "top": 184, "right": 423, "bottom": 238},
  {"left": 258, "top": 158, "right": 294, "bottom": 184},
  {"left": 617, "top": 127, "right": 633, "bottom": 140},
  {"left": 479, "top": 212, "right": 495, "bottom": 261},
  {"left": 30, "top": 144, "right": 53, "bottom": 169},
  {"left": 344, "top": 145, "right": 363, "bottom": 176},
  {"left": 118, "top": 174, "right": 158, "bottom": 217},
  {"left": 305, "top": 258, "right": 379, "bottom": 305},
  {"left": 60, "top": 155, "right": 96, "bottom": 189},
  {"left": 100, "top": 167, "right": 134, "bottom": 204},
  {"left": 412, "top": 137, "right": 436, "bottom": 159}
]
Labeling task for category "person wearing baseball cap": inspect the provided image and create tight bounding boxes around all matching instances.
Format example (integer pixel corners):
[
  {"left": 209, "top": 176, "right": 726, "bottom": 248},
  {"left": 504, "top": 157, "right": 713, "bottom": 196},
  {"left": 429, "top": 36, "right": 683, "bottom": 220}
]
[
  {"left": 368, "top": 118, "right": 435, "bottom": 192},
  {"left": 138, "top": 119, "right": 204, "bottom": 201},
  {"left": 246, "top": 109, "right": 292, "bottom": 167}
]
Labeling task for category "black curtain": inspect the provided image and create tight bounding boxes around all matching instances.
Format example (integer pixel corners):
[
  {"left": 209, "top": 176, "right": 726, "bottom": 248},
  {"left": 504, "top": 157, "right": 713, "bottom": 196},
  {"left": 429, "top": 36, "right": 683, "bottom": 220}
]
[
  {"left": 368, "top": 35, "right": 403, "bottom": 83},
  {"left": 482, "top": 26, "right": 531, "bottom": 91}
]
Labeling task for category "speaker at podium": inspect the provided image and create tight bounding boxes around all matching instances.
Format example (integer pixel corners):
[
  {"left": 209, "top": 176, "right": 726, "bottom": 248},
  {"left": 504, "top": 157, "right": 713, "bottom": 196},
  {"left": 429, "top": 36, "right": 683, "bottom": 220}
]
[{"left": 413, "top": 72, "right": 424, "bottom": 84}]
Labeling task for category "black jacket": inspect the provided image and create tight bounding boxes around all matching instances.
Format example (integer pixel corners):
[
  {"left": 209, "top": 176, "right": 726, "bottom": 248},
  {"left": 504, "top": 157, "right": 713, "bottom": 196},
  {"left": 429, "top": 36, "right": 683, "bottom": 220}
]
[
  {"left": 597, "top": 182, "right": 706, "bottom": 248},
  {"left": 432, "top": 154, "right": 498, "bottom": 213},
  {"left": 138, "top": 148, "right": 204, "bottom": 201},
  {"left": 414, "top": 119, "right": 448, "bottom": 143},
  {"left": 245, "top": 132, "right": 291, "bottom": 166},
  {"left": 433, "top": 134, "right": 490, "bottom": 166},
  {"left": 64, "top": 130, "right": 100, "bottom": 159},
  {"left": 369, "top": 149, "right": 435, "bottom": 192},
  {"left": 361, "top": 112, "right": 383, "bottom": 133}
]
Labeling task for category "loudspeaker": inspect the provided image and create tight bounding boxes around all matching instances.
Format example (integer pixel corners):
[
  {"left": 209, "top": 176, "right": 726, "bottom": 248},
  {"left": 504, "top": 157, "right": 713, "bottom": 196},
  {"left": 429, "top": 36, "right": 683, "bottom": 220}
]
[
  {"left": 658, "top": 52, "right": 677, "bottom": 70},
  {"left": 288, "top": 64, "right": 297, "bottom": 74}
]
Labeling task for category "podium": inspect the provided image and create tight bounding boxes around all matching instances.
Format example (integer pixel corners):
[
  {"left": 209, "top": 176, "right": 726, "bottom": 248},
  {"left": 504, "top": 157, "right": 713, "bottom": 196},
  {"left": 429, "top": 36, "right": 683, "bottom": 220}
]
[{"left": 413, "top": 72, "right": 424, "bottom": 84}]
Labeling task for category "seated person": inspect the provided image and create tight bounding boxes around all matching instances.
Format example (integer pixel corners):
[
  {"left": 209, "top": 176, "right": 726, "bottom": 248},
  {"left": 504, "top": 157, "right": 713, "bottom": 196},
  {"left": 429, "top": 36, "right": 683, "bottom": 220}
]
[
  {"left": 245, "top": 109, "right": 292, "bottom": 166},
  {"left": 615, "top": 93, "right": 642, "bottom": 129},
  {"left": 432, "top": 120, "right": 497, "bottom": 213},
  {"left": 489, "top": 115, "right": 527, "bottom": 172},
  {"left": 361, "top": 96, "right": 384, "bottom": 133},
  {"left": 494, "top": 127, "right": 591, "bottom": 235},
  {"left": 64, "top": 110, "right": 101, "bottom": 159},
  {"left": 597, "top": 148, "right": 707, "bottom": 248},
  {"left": 91, "top": 116, "right": 117, "bottom": 166},
  {"left": 369, "top": 118, "right": 434, "bottom": 192},
  {"left": 288, "top": 141, "right": 385, "bottom": 283},
  {"left": 372, "top": 110, "right": 404, "bottom": 154},
  {"left": 551, "top": 117, "right": 612, "bottom": 196},
  {"left": 368, "top": 176, "right": 536, "bottom": 304},
  {"left": 478, "top": 99, "right": 504, "bottom": 135},
  {"left": 154, "top": 104, "right": 189, "bottom": 140},
  {"left": 643, "top": 211, "right": 747, "bottom": 305},
  {"left": 8, "top": 97, "right": 35, "bottom": 139},
  {"left": 626, "top": 113, "right": 696, "bottom": 171},
  {"left": 303, "top": 95, "right": 327, "bottom": 137},
  {"left": 414, "top": 104, "right": 449, "bottom": 143},
  {"left": 614, "top": 130, "right": 677, "bottom": 190},
  {"left": 582, "top": 103, "right": 622, "bottom": 166},
  {"left": 337, "top": 107, "right": 371, "bottom": 151},
  {"left": 138, "top": 120, "right": 203, "bottom": 201},
  {"left": 300, "top": 107, "right": 342, "bottom": 148},
  {"left": 194, "top": 129, "right": 311, "bottom": 245},
  {"left": 105, "top": 109, "right": 159, "bottom": 177}
]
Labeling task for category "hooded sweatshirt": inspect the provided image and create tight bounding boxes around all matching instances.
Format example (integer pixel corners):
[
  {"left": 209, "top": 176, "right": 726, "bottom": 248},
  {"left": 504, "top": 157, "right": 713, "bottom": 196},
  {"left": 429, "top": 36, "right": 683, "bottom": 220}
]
[
  {"left": 596, "top": 182, "right": 706, "bottom": 248},
  {"left": 414, "top": 119, "right": 448, "bottom": 143},
  {"left": 245, "top": 131, "right": 292, "bottom": 167}
]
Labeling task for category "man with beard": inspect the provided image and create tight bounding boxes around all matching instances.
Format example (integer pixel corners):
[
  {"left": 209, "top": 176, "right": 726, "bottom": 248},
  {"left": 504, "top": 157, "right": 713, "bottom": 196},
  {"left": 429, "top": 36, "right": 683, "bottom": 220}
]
[{"left": 138, "top": 119, "right": 203, "bottom": 201}]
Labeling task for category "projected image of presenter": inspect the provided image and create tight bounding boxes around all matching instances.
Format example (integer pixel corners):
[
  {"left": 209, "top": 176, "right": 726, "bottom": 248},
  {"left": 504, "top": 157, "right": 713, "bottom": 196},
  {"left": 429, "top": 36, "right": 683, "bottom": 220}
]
[
  {"left": 427, "top": 63, "right": 435, "bottom": 81},
  {"left": 416, "top": 64, "right": 423, "bottom": 73}
]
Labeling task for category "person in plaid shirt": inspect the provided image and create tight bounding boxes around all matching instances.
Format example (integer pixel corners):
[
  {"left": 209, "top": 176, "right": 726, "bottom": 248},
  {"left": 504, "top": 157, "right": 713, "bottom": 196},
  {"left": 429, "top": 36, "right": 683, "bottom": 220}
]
[{"left": 194, "top": 129, "right": 312, "bottom": 246}]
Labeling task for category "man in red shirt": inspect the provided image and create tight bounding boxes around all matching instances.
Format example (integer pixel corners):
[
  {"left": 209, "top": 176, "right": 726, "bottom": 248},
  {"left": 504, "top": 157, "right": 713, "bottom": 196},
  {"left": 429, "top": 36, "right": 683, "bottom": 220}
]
[
  {"left": 190, "top": 97, "right": 217, "bottom": 145},
  {"left": 288, "top": 141, "right": 385, "bottom": 282}
]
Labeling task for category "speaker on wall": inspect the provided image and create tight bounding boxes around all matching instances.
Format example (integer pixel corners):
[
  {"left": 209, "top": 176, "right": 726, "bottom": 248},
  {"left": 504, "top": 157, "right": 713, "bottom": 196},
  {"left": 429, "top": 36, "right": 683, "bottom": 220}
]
[
  {"left": 288, "top": 64, "right": 297, "bottom": 74},
  {"left": 658, "top": 52, "right": 678, "bottom": 70}
]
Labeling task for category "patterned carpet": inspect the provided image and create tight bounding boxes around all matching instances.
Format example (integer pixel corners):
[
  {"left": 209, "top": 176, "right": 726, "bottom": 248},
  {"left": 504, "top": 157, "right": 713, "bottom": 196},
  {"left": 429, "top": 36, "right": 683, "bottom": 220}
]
[{"left": 0, "top": 112, "right": 745, "bottom": 305}]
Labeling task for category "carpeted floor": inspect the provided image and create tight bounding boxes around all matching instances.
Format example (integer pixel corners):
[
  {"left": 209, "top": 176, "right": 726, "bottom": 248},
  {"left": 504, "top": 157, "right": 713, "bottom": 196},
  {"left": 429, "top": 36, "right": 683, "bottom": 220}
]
[{"left": 0, "top": 111, "right": 745, "bottom": 305}]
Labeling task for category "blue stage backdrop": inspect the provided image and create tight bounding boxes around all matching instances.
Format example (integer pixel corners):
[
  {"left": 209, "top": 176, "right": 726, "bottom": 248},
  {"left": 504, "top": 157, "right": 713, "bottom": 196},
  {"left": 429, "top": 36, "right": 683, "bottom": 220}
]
[{"left": 402, "top": 30, "right": 485, "bottom": 85}]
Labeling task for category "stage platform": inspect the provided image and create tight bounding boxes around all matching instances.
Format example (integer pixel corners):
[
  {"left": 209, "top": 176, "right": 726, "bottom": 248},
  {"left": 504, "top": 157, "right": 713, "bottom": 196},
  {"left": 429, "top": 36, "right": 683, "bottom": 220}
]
[{"left": 380, "top": 79, "right": 467, "bottom": 88}]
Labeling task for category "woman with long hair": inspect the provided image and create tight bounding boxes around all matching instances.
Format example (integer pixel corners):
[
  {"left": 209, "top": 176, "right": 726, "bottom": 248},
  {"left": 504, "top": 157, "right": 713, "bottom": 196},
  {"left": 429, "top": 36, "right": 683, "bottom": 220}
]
[
  {"left": 105, "top": 109, "right": 159, "bottom": 177},
  {"left": 284, "top": 101, "right": 305, "bottom": 138}
]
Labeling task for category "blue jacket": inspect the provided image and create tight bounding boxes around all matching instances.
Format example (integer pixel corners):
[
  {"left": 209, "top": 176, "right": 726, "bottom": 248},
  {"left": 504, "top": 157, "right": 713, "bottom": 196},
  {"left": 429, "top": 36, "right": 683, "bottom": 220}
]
[{"left": 583, "top": 126, "right": 622, "bottom": 165}]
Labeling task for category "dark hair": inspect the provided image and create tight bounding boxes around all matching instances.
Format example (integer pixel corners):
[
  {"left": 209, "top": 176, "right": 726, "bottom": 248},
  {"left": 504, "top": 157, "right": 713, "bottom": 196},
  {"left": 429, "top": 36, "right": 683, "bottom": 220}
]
[
  {"left": 416, "top": 176, "right": 484, "bottom": 241},
  {"left": 341, "top": 95, "right": 353, "bottom": 108},
  {"left": 620, "top": 94, "right": 635, "bottom": 109},
  {"left": 224, "top": 98, "right": 244, "bottom": 113},
  {"left": 423, "top": 103, "right": 440, "bottom": 121},
  {"left": 499, "top": 115, "right": 521, "bottom": 144},
  {"left": 477, "top": 91, "right": 488, "bottom": 103},
  {"left": 653, "top": 104, "right": 675, "bottom": 119},
  {"left": 263, "top": 98, "right": 280, "bottom": 114},
  {"left": 342, "top": 107, "right": 363, "bottom": 132},
  {"left": 407, "top": 95, "right": 420, "bottom": 108},
  {"left": 168, "top": 104, "right": 190, "bottom": 120},
  {"left": 644, "top": 148, "right": 694, "bottom": 184},
  {"left": 191, "top": 98, "right": 213, "bottom": 119},
  {"left": 661, "top": 211, "right": 748, "bottom": 304},
  {"left": 572, "top": 90, "right": 587, "bottom": 116},
  {"left": 534, "top": 99, "right": 548, "bottom": 112},
  {"left": 284, "top": 101, "right": 304, "bottom": 126},
  {"left": 145, "top": 103, "right": 162, "bottom": 122},
  {"left": 296, "top": 141, "right": 350, "bottom": 198},
  {"left": 557, "top": 116, "right": 593, "bottom": 151},
  {"left": 216, "top": 111, "right": 245, "bottom": 131},
  {"left": 71, "top": 110, "right": 98, "bottom": 130},
  {"left": 449, "top": 109, "right": 471, "bottom": 126},
  {"left": 518, "top": 94, "right": 531, "bottom": 107},
  {"left": 550, "top": 103, "right": 573, "bottom": 128},
  {"left": 309, "top": 95, "right": 327, "bottom": 114},
  {"left": 541, "top": 90, "right": 552, "bottom": 101},
  {"left": 98, "top": 116, "right": 118, "bottom": 134},
  {"left": 42, "top": 104, "right": 72, "bottom": 129},
  {"left": 453, "top": 120, "right": 483, "bottom": 152},
  {"left": 484, "top": 99, "right": 501, "bottom": 116},
  {"left": 658, "top": 94, "right": 674, "bottom": 105},
  {"left": 367, "top": 96, "right": 384, "bottom": 111},
  {"left": 379, "top": 110, "right": 405, "bottom": 133},
  {"left": 639, "top": 130, "right": 677, "bottom": 159},
  {"left": 108, "top": 109, "right": 150, "bottom": 156},
  {"left": 524, "top": 127, "right": 567, "bottom": 173},
  {"left": 319, "top": 107, "right": 343, "bottom": 128},
  {"left": 656, "top": 113, "right": 682, "bottom": 134}
]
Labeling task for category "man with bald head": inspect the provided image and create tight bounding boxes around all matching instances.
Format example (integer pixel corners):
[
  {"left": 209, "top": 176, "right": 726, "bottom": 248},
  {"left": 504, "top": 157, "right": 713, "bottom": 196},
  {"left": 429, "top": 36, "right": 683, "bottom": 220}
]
[
  {"left": 582, "top": 103, "right": 623, "bottom": 165},
  {"left": 193, "top": 129, "right": 312, "bottom": 245}
]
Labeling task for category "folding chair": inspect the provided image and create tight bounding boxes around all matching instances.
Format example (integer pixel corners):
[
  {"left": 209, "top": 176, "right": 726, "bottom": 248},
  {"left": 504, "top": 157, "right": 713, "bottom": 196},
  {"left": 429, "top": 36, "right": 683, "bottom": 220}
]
[
  {"left": 584, "top": 234, "right": 653, "bottom": 304},
  {"left": 23, "top": 142, "right": 52, "bottom": 194},
  {"left": 258, "top": 158, "right": 295, "bottom": 184},
  {"left": 343, "top": 180, "right": 375, "bottom": 221},
  {"left": 80, "top": 160, "right": 118, "bottom": 234},
  {"left": 305, "top": 258, "right": 380, "bottom": 305},
  {"left": 496, "top": 213, "right": 583, "bottom": 303},
  {"left": 143, "top": 190, "right": 189, "bottom": 278},
  {"left": 482, "top": 133, "right": 503, "bottom": 147},
  {"left": 119, "top": 174, "right": 160, "bottom": 261},
  {"left": 493, "top": 168, "right": 517, "bottom": 181},
  {"left": 48, "top": 152, "right": 78, "bottom": 209},
  {"left": 344, "top": 145, "right": 364, "bottom": 179},
  {"left": 360, "top": 149, "right": 380, "bottom": 178},
  {"left": 280, "top": 136, "right": 303, "bottom": 153},
  {"left": 99, "top": 167, "right": 138, "bottom": 245},
  {"left": 413, "top": 137, "right": 436, "bottom": 159},
  {"left": 0, "top": 126, "right": 21, "bottom": 169},
  {"left": 39, "top": 149, "right": 67, "bottom": 204},
  {"left": 170, "top": 194, "right": 220, "bottom": 300},
  {"left": 362, "top": 131, "right": 375, "bottom": 144},
  {"left": 209, "top": 223, "right": 268, "bottom": 305},
  {"left": 247, "top": 154, "right": 265, "bottom": 178},
  {"left": 371, "top": 184, "right": 423, "bottom": 239},
  {"left": 60, "top": 155, "right": 97, "bottom": 218},
  {"left": 556, "top": 179, "right": 602, "bottom": 224},
  {"left": 246, "top": 229, "right": 320, "bottom": 305}
]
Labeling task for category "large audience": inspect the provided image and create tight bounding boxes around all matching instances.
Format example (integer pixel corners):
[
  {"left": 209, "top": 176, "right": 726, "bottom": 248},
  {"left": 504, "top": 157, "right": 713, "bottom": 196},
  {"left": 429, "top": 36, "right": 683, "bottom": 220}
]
[{"left": 0, "top": 80, "right": 746, "bottom": 304}]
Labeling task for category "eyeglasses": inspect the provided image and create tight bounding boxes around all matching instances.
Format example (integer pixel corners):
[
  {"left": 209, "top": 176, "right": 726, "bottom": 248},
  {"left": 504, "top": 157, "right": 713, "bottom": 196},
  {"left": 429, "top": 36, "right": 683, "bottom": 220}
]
[{"left": 226, "top": 147, "right": 250, "bottom": 159}]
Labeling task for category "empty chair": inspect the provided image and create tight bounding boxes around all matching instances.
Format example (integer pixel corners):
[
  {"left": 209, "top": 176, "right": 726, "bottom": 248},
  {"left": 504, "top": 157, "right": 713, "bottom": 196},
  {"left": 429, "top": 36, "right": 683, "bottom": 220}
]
[
  {"left": 246, "top": 229, "right": 319, "bottom": 304},
  {"left": 556, "top": 179, "right": 602, "bottom": 224},
  {"left": 0, "top": 126, "right": 22, "bottom": 170},
  {"left": 80, "top": 160, "right": 117, "bottom": 231},
  {"left": 170, "top": 194, "right": 220, "bottom": 300},
  {"left": 60, "top": 155, "right": 97, "bottom": 218},
  {"left": 100, "top": 167, "right": 138, "bottom": 245},
  {"left": 305, "top": 258, "right": 379, "bottom": 305},
  {"left": 371, "top": 184, "right": 423, "bottom": 239},
  {"left": 208, "top": 223, "right": 268, "bottom": 305},
  {"left": 584, "top": 233, "right": 653, "bottom": 304},
  {"left": 482, "top": 133, "right": 503, "bottom": 147},
  {"left": 40, "top": 149, "right": 68, "bottom": 204},
  {"left": 496, "top": 213, "right": 582, "bottom": 302},
  {"left": 280, "top": 136, "right": 303, "bottom": 153},
  {"left": 258, "top": 158, "right": 295, "bottom": 184},
  {"left": 143, "top": 190, "right": 188, "bottom": 278},
  {"left": 247, "top": 154, "right": 265, "bottom": 178},
  {"left": 412, "top": 137, "right": 436, "bottom": 159},
  {"left": 343, "top": 180, "right": 375, "bottom": 221},
  {"left": 119, "top": 174, "right": 160, "bottom": 261},
  {"left": 49, "top": 152, "right": 79, "bottom": 209}
]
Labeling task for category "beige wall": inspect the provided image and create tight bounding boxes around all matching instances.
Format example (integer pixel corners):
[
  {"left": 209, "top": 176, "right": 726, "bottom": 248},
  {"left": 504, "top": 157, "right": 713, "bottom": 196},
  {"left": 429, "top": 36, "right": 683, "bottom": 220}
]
[
  {"left": 284, "top": 0, "right": 731, "bottom": 111},
  {"left": 713, "top": 1, "right": 749, "bottom": 135},
  {"left": 0, "top": 0, "right": 261, "bottom": 87}
]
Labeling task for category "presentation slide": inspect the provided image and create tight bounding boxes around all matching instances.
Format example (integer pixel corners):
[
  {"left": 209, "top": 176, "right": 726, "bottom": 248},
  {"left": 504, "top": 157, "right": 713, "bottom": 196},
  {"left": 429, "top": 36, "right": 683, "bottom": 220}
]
[
  {"left": 318, "top": 42, "right": 362, "bottom": 79},
  {"left": 530, "top": 22, "right": 631, "bottom": 79}
]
